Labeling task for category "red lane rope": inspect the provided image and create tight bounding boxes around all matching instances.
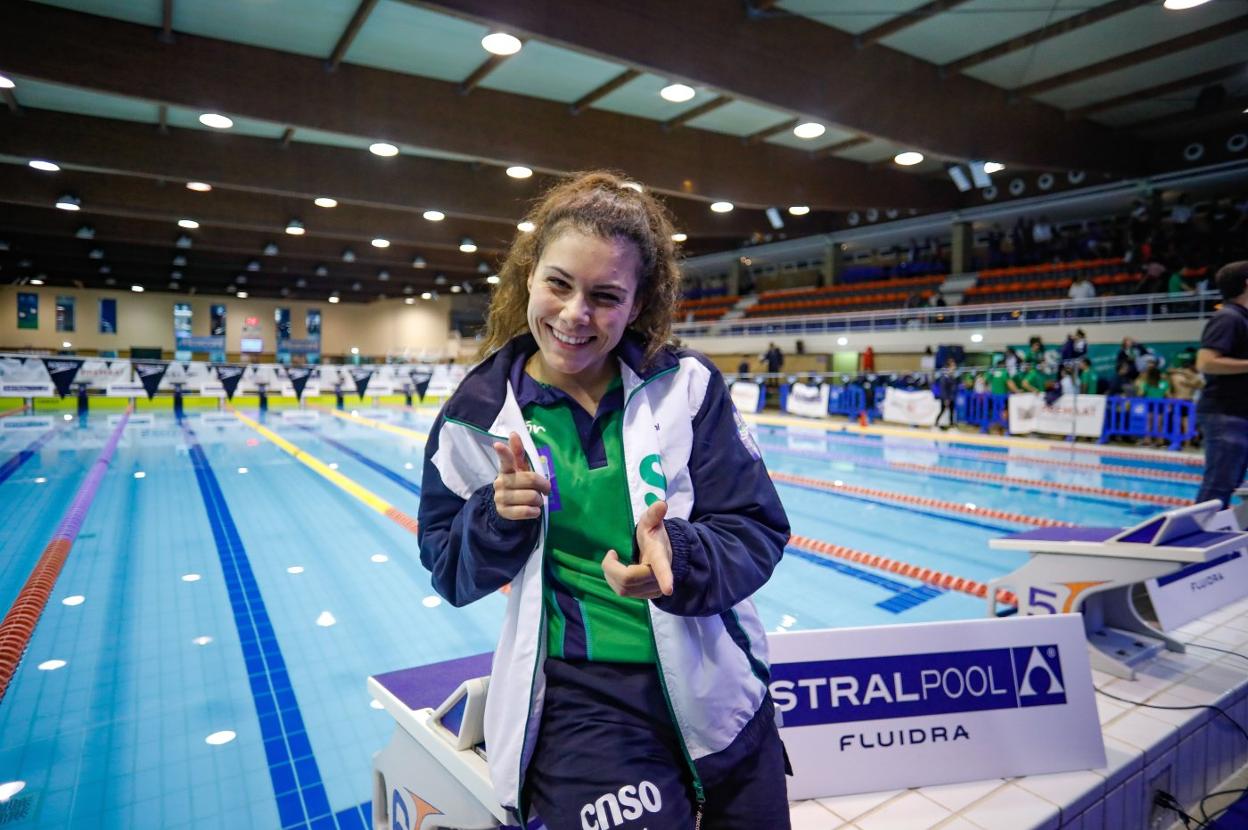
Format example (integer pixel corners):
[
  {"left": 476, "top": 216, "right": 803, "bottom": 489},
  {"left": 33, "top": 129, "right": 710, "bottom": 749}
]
[
  {"left": 770, "top": 470, "right": 1072, "bottom": 528},
  {"left": 0, "top": 405, "right": 29, "bottom": 419},
  {"left": 1048, "top": 442, "right": 1204, "bottom": 467},
  {"left": 788, "top": 533, "right": 1018, "bottom": 607}
]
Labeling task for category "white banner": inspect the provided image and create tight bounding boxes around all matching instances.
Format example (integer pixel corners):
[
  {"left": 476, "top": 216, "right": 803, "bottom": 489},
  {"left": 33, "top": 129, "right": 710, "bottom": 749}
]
[
  {"left": 880, "top": 388, "right": 940, "bottom": 427},
  {"left": 106, "top": 382, "right": 148, "bottom": 398},
  {"left": 1146, "top": 507, "right": 1248, "bottom": 630},
  {"left": 0, "top": 382, "right": 56, "bottom": 397},
  {"left": 771, "top": 614, "right": 1104, "bottom": 799},
  {"left": 785, "top": 383, "right": 829, "bottom": 419},
  {"left": 730, "top": 381, "right": 764, "bottom": 414},
  {"left": 1009, "top": 393, "right": 1106, "bottom": 438}
]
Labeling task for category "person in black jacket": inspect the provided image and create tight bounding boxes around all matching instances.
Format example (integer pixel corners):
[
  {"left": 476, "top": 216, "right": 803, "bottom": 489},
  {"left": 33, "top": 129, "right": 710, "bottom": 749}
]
[
  {"left": 936, "top": 358, "right": 959, "bottom": 430},
  {"left": 1195, "top": 262, "right": 1248, "bottom": 506}
]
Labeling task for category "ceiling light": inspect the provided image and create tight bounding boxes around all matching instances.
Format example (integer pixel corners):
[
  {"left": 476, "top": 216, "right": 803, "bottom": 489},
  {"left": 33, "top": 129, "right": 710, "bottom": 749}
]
[
  {"left": 55, "top": 193, "right": 81, "bottom": 211},
  {"left": 459, "top": 238, "right": 477, "bottom": 253},
  {"left": 421, "top": 291, "right": 433, "bottom": 300},
  {"left": 75, "top": 225, "right": 95, "bottom": 239},
  {"left": 178, "top": 218, "right": 199, "bottom": 229},
  {"left": 793, "top": 122, "right": 826, "bottom": 140},
  {"left": 434, "top": 273, "right": 447, "bottom": 286},
  {"left": 351, "top": 281, "right": 362, "bottom": 291},
  {"left": 788, "top": 206, "right": 810, "bottom": 216},
  {"left": 369, "top": 142, "right": 398, "bottom": 157},
  {"left": 186, "top": 181, "right": 212, "bottom": 192},
  {"left": 947, "top": 165, "right": 972, "bottom": 192},
  {"left": 236, "top": 291, "right": 248, "bottom": 298},
  {"left": 29, "top": 278, "right": 44, "bottom": 286},
  {"left": 285, "top": 219, "right": 305, "bottom": 235},
  {"left": 450, "top": 284, "right": 462, "bottom": 293},
  {"left": 482, "top": 32, "right": 522, "bottom": 55},
  {"left": 894, "top": 151, "right": 924, "bottom": 166},
  {"left": 280, "top": 286, "right": 290, "bottom": 296},
  {"left": 263, "top": 242, "right": 279, "bottom": 255},
  {"left": 329, "top": 295, "right": 340, "bottom": 303},
  {"left": 660, "top": 83, "right": 695, "bottom": 103},
  {"left": 423, "top": 210, "right": 445, "bottom": 222},
  {"left": 970, "top": 333, "right": 984, "bottom": 343},
  {"left": 672, "top": 232, "right": 688, "bottom": 242},
  {"left": 62, "top": 341, "right": 72, "bottom": 348},
  {"left": 517, "top": 221, "right": 535, "bottom": 233},
  {"left": 29, "top": 160, "right": 60, "bottom": 172},
  {"left": 837, "top": 336, "right": 849, "bottom": 346},
  {"left": 341, "top": 248, "right": 356, "bottom": 263},
  {"left": 404, "top": 297, "right": 414, "bottom": 304},
  {"left": 131, "top": 285, "right": 144, "bottom": 292},
  {"left": 169, "top": 281, "right": 180, "bottom": 290},
  {"left": 245, "top": 259, "right": 260, "bottom": 272},
  {"left": 477, "top": 262, "right": 490, "bottom": 273},
  {"left": 198, "top": 113, "right": 234, "bottom": 129},
  {"left": 506, "top": 165, "right": 533, "bottom": 179},
  {"left": 314, "top": 197, "right": 337, "bottom": 208},
  {"left": 765, "top": 207, "right": 784, "bottom": 230},
  {"left": 371, "top": 237, "right": 390, "bottom": 248},
  {"left": 100, "top": 266, "right": 111, "bottom": 275},
  {"left": 411, "top": 255, "right": 427, "bottom": 268},
  {"left": 0, "top": 74, "right": 14, "bottom": 89},
  {"left": 89, "top": 248, "right": 104, "bottom": 259},
  {"left": 170, "top": 270, "right": 182, "bottom": 279},
  {"left": 710, "top": 201, "right": 734, "bottom": 213},
  {"left": 297, "top": 276, "right": 309, "bottom": 288},
  {"left": 1163, "top": 0, "right": 1211, "bottom": 7},
  {"left": 983, "top": 162, "right": 1005, "bottom": 174},
  {"left": 486, "top": 274, "right": 500, "bottom": 285},
  {"left": 378, "top": 269, "right": 390, "bottom": 281}
]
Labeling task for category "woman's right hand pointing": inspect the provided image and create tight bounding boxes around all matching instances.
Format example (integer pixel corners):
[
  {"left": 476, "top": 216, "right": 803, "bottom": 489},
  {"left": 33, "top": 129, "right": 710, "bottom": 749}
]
[{"left": 492, "top": 431, "right": 550, "bottom": 521}]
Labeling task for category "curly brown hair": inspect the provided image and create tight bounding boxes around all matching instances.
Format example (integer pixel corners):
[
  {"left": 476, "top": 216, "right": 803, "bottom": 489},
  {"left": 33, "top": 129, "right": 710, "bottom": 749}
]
[{"left": 478, "top": 170, "right": 682, "bottom": 366}]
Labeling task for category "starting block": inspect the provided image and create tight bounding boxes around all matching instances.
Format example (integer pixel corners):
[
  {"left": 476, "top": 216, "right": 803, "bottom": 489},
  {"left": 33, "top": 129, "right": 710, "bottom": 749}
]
[{"left": 987, "top": 495, "right": 1248, "bottom": 680}]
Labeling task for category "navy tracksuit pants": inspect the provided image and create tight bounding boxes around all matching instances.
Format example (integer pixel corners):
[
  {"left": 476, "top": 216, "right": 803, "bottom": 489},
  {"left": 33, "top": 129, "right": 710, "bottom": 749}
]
[{"left": 524, "top": 658, "right": 791, "bottom": 830}]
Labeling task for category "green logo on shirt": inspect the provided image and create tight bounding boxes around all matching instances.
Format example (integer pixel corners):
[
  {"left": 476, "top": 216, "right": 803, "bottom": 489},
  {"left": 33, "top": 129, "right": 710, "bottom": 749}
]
[{"left": 639, "top": 453, "right": 667, "bottom": 506}]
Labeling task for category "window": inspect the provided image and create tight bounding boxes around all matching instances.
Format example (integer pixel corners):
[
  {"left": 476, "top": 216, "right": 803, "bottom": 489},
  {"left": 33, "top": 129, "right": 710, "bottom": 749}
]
[
  {"left": 210, "top": 304, "right": 226, "bottom": 337},
  {"left": 99, "top": 298, "right": 117, "bottom": 334},
  {"left": 55, "top": 296, "right": 75, "bottom": 332},
  {"left": 17, "top": 292, "right": 38, "bottom": 330}
]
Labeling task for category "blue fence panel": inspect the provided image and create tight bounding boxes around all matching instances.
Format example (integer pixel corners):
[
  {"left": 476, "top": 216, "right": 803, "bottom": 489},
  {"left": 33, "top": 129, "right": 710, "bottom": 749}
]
[
  {"left": 959, "top": 393, "right": 1009, "bottom": 433},
  {"left": 1100, "top": 396, "right": 1196, "bottom": 450}
]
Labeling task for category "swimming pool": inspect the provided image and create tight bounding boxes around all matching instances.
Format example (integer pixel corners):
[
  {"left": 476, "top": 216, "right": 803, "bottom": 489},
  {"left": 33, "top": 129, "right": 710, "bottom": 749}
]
[{"left": 0, "top": 404, "right": 1203, "bottom": 828}]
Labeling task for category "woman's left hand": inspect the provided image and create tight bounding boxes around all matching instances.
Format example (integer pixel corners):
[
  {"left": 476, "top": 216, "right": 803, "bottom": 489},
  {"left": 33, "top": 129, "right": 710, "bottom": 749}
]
[{"left": 602, "top": 501, "right": 674, "bottom": 599}]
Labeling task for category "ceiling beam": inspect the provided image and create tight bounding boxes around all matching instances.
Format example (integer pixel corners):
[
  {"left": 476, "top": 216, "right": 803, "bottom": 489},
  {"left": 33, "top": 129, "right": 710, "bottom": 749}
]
[
  {"left": 746, "top": 118, "right": 799, "bottom": 145},
  {"left": 662, "top": 95, "right": 732, "bottom": 131},
  {"left": 405, "top": 0, "right": 1136, "bottom": 173},
  {"left": 2, "top": 88, "right": 18, "bottom": 113},
  {"left": 1068, "top": 62, "right": 1248, "bottom": 121},
  {"left": 158, "top": 104, "right": 169, "bottom": 135},
  {"left": 0, "top": 109, "right": 769, "bottom": 239},
  {"left": 1016, "top": 16, "right": 1248, "bottom": 98},
  {"left": 0, "top": 1, "right": 955, "bottom": 209},
  {"left": 569, "top": 68, "right": 639, "bottom": 115},
  {"left": 327, "top": 0, "right": 379, "bottom": 72},
  {"left": 940, "top": 0, "right": 1152, "bottom": 76},
  {"left": 856, "top": 0, "right": 973, "bottom": 49},
  {"left": 160, "top": 0, "right": 175, "bottom": 44},
  {"left": 811, "top": 136, "right": 871, "bottom": 161},
  {"left": 279, "top": 126, "right": 295, "bottom": 148},
  {"left": 460, "top": 52, "right": 515, "bottom": 95}
]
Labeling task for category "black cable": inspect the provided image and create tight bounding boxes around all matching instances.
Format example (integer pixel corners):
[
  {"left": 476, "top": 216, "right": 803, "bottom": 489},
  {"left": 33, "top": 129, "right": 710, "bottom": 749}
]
[
  {"left": 1094, "top": 688, "right": 1248, "bottom": 745},
  {"left": 1155, "top": 789, "right": 1210, "bottom": 829},
  {"left": 1185, "top": 642, "right": 1248, "bottom": 665},
  {"left": 1200, "top": 786, "right": 1248, "bottom": 827}
]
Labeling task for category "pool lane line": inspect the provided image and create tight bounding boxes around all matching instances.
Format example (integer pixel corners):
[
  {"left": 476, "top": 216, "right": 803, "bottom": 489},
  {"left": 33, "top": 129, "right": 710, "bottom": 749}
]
[
  {"left": 289, "top": 423, "right": 421, "bottom": 498},
  {"left": 770, "top": 470, "right": 1072, "bottom": 529},
  {"left": 308, "top": 404, "right": 429, "bottom": 442},
  {"left": 180, "top": 421, "right": 338, "bottom": 829},
  {"left": 756, "top": 426, "right": 1203, "bottom": 484},
  {"left": 746, "top": 412, "right": 1057, "bottom": 449},
  {"left": 759, "top": 442, "right": 1186, "bottom": 508},
  {"left": 230, "top": 409, "right": 419, "bottom": 535},
  {"left": 0, "top": 407, "right": 130, "bottom": 704},
  {"left": 0, "top": 424, "right": 61, "bottom": 487},
  {"left": 786, "top": 532, "right": 1018, "bottom": 608}
]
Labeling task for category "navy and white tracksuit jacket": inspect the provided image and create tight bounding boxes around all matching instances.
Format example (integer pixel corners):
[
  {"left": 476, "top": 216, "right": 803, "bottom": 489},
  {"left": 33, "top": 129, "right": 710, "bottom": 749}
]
[{"left": 417, "top": 333, "right": 791, "bottom": 820}]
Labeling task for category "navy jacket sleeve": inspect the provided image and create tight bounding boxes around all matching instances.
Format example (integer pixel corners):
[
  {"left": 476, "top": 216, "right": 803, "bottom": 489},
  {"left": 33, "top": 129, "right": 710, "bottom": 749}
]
[
  {"left": 653, "top": 363, "right": 790, "bottom": 617},
  {"left": 417, "top": 413, "right": 540, "bottom": 607}
]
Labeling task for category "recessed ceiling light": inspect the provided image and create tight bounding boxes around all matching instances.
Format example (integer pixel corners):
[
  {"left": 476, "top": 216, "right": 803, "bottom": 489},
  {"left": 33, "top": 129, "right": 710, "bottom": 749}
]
[
  {"left": 236, "top": 291, "right": 248, "bottom": 299},
  {"left": 29, "top": 278, "right": 44, "bottom": 286},
  {"left": 411, "top": 256, "right": 427, "bottom": 268},
  {"left": 486, "top": 275, "right": 500, "bottom": 285},
  {"left": 263, "top": 242, "right": 279, "bottom": 256},
  {"left": 178, "top": 219, "right": 199, "bottom": 229},
  {"left": 710, "top": 201, "right": 734, "bottom": 213},
  {"left": 285, "top": 219, "right": 305, "bottom": 236},
  {"left": 506, "top": 165, "right": 533, "bottom": 179},
  {"left": 371, "top": 237, "right": 390, "bottom": 248},
  {"left": 130, "top": 284, "right": 144, "bottom": 293},
  {"left": 369, "top": 142, "right": 398, "bottom": 157},
  {"left": 421, "top": 291, "right": 433, "bottom": 300},
  {"left": 55, "top": 194, "right": 81, "bottom": 211},
  {"left": 793, "top": 122, "right": 826, "bottom": 140},
  {"left": 481, "top": 32, "right": 522, "bottom": 55},
  {"left": 983, "top": 162, "right": 1005, "bottom": 174},
  {"left": 377, "top": 269, "right": 390, "bottom": 281},
  {"left": 671, "top": 232, "right": 688, "bottom": 242},
  {"left": 329, "top": 295, "right": 340, "bottom": 303},
  {"left": 423, "top": 210, "right": 445, "bottom": 222},
  {"left": 198, "top": 113, "right": 233, "bottom": 129},
  {"left": 517, "top": 221, "right": 535, "bottom": 233},
  {"left": 186, "top": 181, "right": 212, "bottom": 192},
  {"left": 788, "top": 206, "right": 811, "bottom": 216},
  {"left": 894, "top": 151, "right": 924, "bottom": 166},
  {"left": 660, "top": 83, "right": 695, "bottom": 103},
  {"left": 1163, "top": 0, "right": 1211, "bottom": 7},
  {"left": 459, "top": 238, "right": 477, "bottom": 253},
  {"left": 175, "top": 234, "right": 193, "bottom": 248},
  {"left": 0, "top": 74, "right": 14, "bottom": 90},
  {"left": 314, "top": 197, "right": 337, "bottom": 208},
  {"left": 29, "top": 160, "right": 60, "bottom": 172},
  {"left": 404, "top": 297, "right": 414, "bottom": 304}
]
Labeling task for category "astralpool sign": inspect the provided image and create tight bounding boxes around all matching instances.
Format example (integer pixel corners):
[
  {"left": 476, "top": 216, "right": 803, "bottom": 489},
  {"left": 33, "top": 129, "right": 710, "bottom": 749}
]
[{"left": 771, "top": 614, "right": 1104, "bottom": 798}]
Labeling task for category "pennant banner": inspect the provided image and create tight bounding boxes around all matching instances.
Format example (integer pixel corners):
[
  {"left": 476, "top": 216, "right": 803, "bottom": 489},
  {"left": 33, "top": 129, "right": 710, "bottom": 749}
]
[
  {"left": 351, "top": 367, "right": 374, "bottom": 400},
  {"left": 131, "top": 361, "right": 169, "bottom": 401},
  {"left": 41, "top": 357, "right": 84, "bottom": 398},
  {"left": 286, "top": 366, "right": 314, "bottom": 401},
  {"left": 409, "top": 368, "right": 432, "bottom": 401},
  {"left": 216, "top": 364, "right": 245, "bottom": 401}
]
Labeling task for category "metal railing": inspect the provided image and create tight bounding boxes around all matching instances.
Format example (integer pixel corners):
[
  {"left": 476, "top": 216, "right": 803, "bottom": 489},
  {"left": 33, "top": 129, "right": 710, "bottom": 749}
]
[{"left": 674, "top": 291, "right": 1220, "bottom": 339}]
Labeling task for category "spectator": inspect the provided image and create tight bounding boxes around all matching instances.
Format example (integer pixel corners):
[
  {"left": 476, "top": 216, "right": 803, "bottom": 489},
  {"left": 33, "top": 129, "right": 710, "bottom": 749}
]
[
  {"left": 1068, "top": 275, "right": 1096, "bottom": 301},
  {"left": 1021, "top": 361, "right": 1051, "bottom": 393},
  {"left": 762, "top": 342, "right": 784, "bottom": 374},
  {"left": 1168, "top": 354, "right": 1204, "bottom": 448},
  {"left": 1168, "top": 268, "right": 1193, "bottom": 295},
  {"left": 935, "top": 358, "right": 959, "bottom": 430},
  {"left": 1032, "top": 215, "right": 1054, "bottom": 256},
  {"left": 926, "top": 290, "right": 947, "bottom": 308},
  {"left": 1116, "top": 338, "right": 1143, "bottom": 381},
  {"left": 986, "top": 356, "right": 1012, "bottom": 396},
  {"left": 1078, "top": 358, "right": 1099, "bottom": 394},
  {"left": 1136, "top": 361, "right": 1171, "bottom": 446},
  {"left": 737, "top": 358, "right": 750, "bottom": 376},
  {"left": 1106, "top": 361, "right": 1135, "bottom": 398},
  {"left": 1195, "top": 261, "right": 1248, "bottom": 506},
  {"left": 1060, "top": 330, "right": 1088, "bottom": 363}
]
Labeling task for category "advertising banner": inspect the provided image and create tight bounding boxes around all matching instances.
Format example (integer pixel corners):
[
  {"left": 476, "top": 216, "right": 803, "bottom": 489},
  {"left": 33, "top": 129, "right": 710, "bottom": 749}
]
[
  {"left": 730, "top": 381, "right": 764, "bottom": 414},
  {"left": 881, "top": 388, "right": 941, "bottom": 427},
  {"left": 785, "top": 383, "right": 829, "bottom": 419},
  {"left": 40, "top": 357, "right": 84, "bottom": 397},
  {"left": 132, "top": 361, "right": 169, "bottom": 400},
  {"left": 770, "top": 614, "right": 1104, "bottom": 799},
  {"left": 1009, "top": 393, "right": 1106, "bottom": 438},
  {"left": 1146, "top": 508, "right": 1248, "bottom": 630}
]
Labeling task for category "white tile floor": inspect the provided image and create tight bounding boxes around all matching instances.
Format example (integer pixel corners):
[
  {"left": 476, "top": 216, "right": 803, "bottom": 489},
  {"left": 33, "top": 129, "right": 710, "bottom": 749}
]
[{"left": 786, "top": 596, "right": 1248, "bottom": 829}]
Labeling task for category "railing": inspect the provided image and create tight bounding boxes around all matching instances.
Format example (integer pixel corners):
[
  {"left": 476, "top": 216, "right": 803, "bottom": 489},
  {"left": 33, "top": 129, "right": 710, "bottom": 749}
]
[{"left": 674, "top": 291, "right": 1220, "bottom": 339}]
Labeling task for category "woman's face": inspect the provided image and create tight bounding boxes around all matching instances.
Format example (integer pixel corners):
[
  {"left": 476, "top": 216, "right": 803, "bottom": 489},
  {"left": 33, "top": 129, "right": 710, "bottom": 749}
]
[{"left": 526, "top": 229, "right": 641, "bottom": 386}]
